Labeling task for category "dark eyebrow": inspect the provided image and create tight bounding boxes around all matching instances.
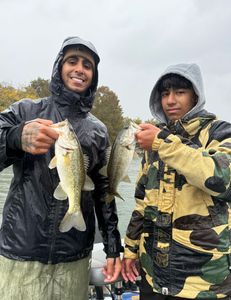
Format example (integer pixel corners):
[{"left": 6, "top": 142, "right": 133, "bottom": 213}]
[
  {"left": 62, "top": 54, "right": 78, "bottom": 64},
  {"left": 62, "top": 54, "right": 93, "bottom": 67}
]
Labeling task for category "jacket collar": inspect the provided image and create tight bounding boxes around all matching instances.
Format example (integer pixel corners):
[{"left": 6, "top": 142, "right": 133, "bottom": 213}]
[
  {"left": 53, "top": 86, "right": 94, "bottom": 118},
  {"left": 165, "top": 110, "right": 216, "bottom": 137}
]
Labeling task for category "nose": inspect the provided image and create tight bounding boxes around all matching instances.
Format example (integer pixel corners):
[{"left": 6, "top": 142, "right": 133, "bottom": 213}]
[
  {"left": 167, "top": 91, "right": 176, "bottom": 105},
  {"left": 74, "top": 61, "right": 84, "bottom": 74}
]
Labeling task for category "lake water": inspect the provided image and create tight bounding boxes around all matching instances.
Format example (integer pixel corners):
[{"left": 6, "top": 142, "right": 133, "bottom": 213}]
[{"left": 0, "top": 159, "right": 140, "bottom": 237}]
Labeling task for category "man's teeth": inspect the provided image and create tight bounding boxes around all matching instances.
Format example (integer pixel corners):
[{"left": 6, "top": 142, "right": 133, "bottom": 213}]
[{"left": 71, "top": 77, "right": 84, "bottom": 83}]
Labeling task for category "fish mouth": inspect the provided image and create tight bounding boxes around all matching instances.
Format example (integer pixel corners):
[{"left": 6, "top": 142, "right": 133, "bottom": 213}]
[
  {"left": 58, "top": 144, "right": 75, "bottom": 151},
  {"left": 50, "top": 120, "right": 68, "bottom": 129},
  {"left": 130, "top": 122, "right": 141, "bottom": 130}
]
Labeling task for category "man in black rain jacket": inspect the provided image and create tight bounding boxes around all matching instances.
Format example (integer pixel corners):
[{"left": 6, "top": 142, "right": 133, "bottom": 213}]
[{"left": 0, "top": 36, "right": 122, "bottom": 300}]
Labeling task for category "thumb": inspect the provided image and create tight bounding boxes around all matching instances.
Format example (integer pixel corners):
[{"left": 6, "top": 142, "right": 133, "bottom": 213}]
[
  {"left": 139, "top": 123, "right": 153, "bottom": 130},
  {"left": 106, "top": 258, "right": 115, "bottom": 279},
  {"left": 25, "top": 118, "right": 54, "bottom": 126}
]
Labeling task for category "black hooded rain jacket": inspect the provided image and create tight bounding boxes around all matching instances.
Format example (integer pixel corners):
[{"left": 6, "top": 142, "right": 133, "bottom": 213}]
[{"left": 0, "top": 36, "right": 122, "bottom": 264}]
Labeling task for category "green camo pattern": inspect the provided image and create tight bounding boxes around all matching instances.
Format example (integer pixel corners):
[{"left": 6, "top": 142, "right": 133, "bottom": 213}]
[{"left": 124, "top": 114, "right": 231, "bottom": 299}]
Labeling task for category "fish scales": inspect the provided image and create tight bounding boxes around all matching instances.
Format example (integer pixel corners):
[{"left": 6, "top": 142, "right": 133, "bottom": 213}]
[
  {"left": 105, "top": 122, "right": 140, "bottom": 202},
  {"left": 49, "top": 119, "right": 94, "bottom": 232}
]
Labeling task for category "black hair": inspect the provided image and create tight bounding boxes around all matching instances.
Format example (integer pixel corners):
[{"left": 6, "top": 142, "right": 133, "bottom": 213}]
[
  {"left": 62, "top": 44, "right": 99, "bottom": 65},
  {"left": 158, "top": 73, "right": 193, "bottom": 93}
]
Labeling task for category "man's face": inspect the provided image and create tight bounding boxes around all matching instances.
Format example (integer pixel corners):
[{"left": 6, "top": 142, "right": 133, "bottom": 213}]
[
  {"left": 161, "top": 88, "right": 196, "bottom": 121},
  {"left": 61, "top": 48, "right": 94, "bottom": 94}
]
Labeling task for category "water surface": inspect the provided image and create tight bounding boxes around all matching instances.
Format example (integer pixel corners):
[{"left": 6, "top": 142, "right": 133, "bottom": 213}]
[{"left": 0, "top": 159, "right": 140, "bottom": 237}]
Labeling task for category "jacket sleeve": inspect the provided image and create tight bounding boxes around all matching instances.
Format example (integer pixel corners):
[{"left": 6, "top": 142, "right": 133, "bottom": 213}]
[
  {"left": 91, "top": 133, "right": 123, "bottom": 258},
  {"left": 0, "top": 103, "right": 25, "bottom": 171},
  {"left": 124, "top": 154, "right": 148, "bottom": 260},
  {"left": 152, "top": 120, "right": 231, "bottom": 200}
]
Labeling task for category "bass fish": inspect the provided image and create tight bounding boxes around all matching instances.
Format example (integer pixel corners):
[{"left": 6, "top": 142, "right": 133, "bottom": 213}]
[
  {"left": 49, "top": 119, "right": 94, "bottom": 232},
  {"left": 102, "top": 122, "right": 141, "bottom": 202}
]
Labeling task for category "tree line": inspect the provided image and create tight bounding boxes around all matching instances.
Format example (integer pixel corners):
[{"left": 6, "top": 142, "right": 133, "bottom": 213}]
[{"left": 0, "top": 78, "right": 154, "bottom": 143}]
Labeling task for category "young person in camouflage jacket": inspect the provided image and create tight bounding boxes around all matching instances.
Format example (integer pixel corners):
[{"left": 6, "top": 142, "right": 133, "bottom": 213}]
[{"left": 122, "top": 63, "right": 231, "bottom": 300}]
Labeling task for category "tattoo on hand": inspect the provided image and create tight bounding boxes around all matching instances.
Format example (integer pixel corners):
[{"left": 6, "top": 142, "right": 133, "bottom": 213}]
[{"left": 21, "top": 125, "right": 39, "bottom": 152}]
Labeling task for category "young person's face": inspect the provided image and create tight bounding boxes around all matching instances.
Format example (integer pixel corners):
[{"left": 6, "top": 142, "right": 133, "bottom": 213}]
[
  {"left": 161, "top": 88, "right": 196, "bottom": 121},
  {"left": 61, "top": 49, "right": 94, "bottom": 94}
]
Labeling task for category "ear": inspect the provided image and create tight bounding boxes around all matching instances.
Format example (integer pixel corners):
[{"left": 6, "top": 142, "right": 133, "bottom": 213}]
[{"left": 193, "top": 93, "right": 198, "bottom": 105}]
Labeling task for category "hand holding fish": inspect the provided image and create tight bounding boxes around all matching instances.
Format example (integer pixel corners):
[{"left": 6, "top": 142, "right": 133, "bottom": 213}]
[
  {"left": 21, "top": 118, "right": 59, "bottom": 155},
  {"left": 103, "top": 257, "right": 122, "bottom": 283},
  {"left": 135, "top": 123, "right": 161, "bottom": 150}
]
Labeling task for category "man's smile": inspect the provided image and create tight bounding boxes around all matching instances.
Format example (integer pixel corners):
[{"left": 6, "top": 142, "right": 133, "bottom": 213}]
[{"left": 70, "top": 77, "right": 84, "bottom": 83}]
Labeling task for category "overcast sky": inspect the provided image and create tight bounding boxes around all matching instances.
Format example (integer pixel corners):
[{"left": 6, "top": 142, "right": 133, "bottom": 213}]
[{"left": 0, "top": 0, "right": 230, "bottom": 122}]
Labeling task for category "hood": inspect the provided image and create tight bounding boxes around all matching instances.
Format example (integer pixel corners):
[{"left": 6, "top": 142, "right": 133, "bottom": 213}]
[
  {"left": 49, "top": 36, "right": 100, "bottom": 100},
  {"left": 149, "top": 63, "right": 206, "bottom": 124}
]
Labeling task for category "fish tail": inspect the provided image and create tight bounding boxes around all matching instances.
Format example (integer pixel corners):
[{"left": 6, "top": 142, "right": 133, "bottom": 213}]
[{"left": 59, "top": 211, "right": 86, "bottom": 232}]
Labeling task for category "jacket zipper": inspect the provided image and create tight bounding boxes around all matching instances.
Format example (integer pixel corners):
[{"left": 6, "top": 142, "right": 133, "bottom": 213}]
[{"left": 48, "top": 199, "right": 60, "bottom": 263}]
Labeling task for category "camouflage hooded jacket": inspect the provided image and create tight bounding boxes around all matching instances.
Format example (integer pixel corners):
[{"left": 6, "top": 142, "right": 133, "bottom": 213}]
[{"left": 124, "top": 64, "right": 231, "bottom": 299}]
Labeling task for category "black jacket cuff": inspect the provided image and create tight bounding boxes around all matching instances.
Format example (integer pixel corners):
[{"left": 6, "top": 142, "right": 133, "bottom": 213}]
[{"left": 6, "top": 122, "right": 25, "bottom": 151}]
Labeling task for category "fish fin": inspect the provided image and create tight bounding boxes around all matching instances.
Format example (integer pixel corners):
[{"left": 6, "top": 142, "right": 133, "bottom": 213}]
[
  {"left": 54, "top": 183, "right": 68, "bottom": 200},
  {"left": 48, "top": 156, "right": 57, "bottom": 169},
  {"left": 59, "top": 211, "right": 86, "bottom": 232},
  {"left": 133, "top": 151, "right": 139, "bottom": 159},
  {"left": 105, "top": 146, "right": 111, "bottom": 164},
  {"left": 82, "top": 175, "right": 95, "bottom": 191},
  {"left": 122, "top": 175, "right": 131, "bottom": 183},
  {"left": 99, "top": 165, "right": 107, "bottom": 176},
  {"left": 83, "top": 154, "right": 90, "bottom": 172},
  {"left": 99, "top": 146, "right": 111, "bottom": 176},
  {"left": 105, "top": 192, "right": 125, "bottom": 202},
  {"left": 114, "top": 191, "right": 125, "bottom": 201}
]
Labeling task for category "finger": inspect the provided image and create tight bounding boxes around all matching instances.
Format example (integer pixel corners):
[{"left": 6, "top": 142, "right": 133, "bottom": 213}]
[
  {"left": 103, "top": 258, "right": 114, "bottom": 281},
  {"left": 25, "top": 119, "right": 54, "bottom": 126},
  {"left": 139, "top": 123, "right": 153, "bottom": 130},
  {"left": 121, "top": 268, "right": 129, "bottom": 282},
  {"left": 34, "top": 125, "right": 59, "bottom": 144},
  {"left": 24, "top": 120, "right": 58, "bottom": 140},
  {"left": 128, "top": 273, "right": 137, "bottom": 283},
  {"left": 32, "top": 123, "right": 59, "bottom": 140},
  {"left": 131, "top": 263, "right": 139, "bottom": 277},
  {"left": 121, "top": 260, "right": 129, "bottom": 282},
  {"left": 104, "top": 269, "right": 119, "bottom": 283},
  {"left": 135, "top": 130, "right": 141, "bottom": 139},
  {"left": 21, "top": 133, "right": 53, "bottom": 152},
  {"left": 40, "top": 127, "right": 59, "bottom": 140},
  {"left": 23, "top": 146, "right": 50, "bottom": 155},
  {"left": 105, "top": 271, "right": 120, "bottom": 283},
  {"left": 126, "top": 268, "right": 137, "bottom": 283},
  {"left": 22, "top": 132, "right": 55, "bottom": 153},
  {"left": 125, "top": 261, "right": 137, "bottom": 283},
  {"left": 104, "top": 258, "right": 122, "bottom": 283},
  {"left": 23, "top": 123, "right": 58, "bottom": 144},
  {"left": 102, "top": 266, "right": 107, "bottom": 276}
]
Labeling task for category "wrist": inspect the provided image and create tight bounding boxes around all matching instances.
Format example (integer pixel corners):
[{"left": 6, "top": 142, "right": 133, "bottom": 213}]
[{"left": 6, "top": 122, "right": 25, "bottom": 151}]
